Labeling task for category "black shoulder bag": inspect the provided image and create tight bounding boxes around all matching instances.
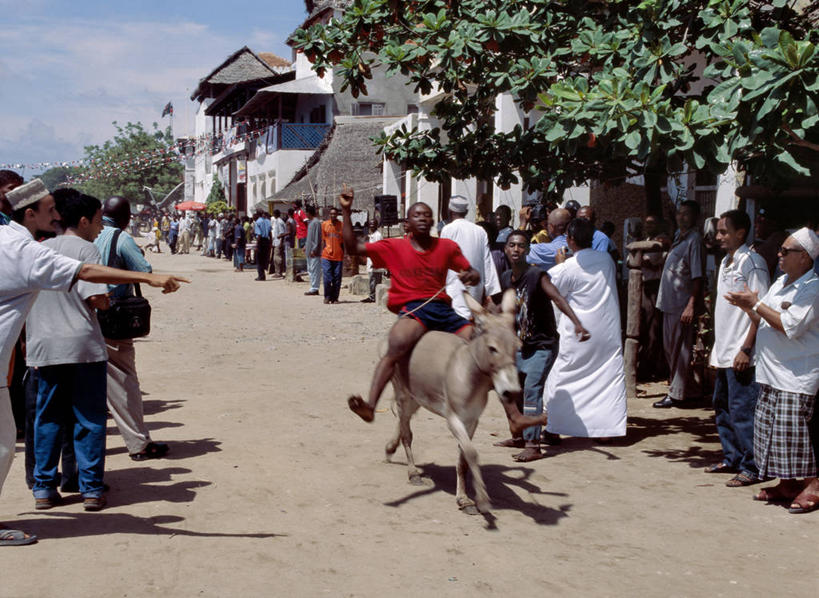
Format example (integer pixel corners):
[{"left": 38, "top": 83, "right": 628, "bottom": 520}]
[{"left": 97, "top": 229, "right": 152, "bottom": 339}]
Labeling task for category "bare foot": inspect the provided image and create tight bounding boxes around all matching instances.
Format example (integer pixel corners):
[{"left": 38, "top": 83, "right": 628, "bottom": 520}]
[
  {"left": 493, "top": 437, "right": 524, "bottom": 448},
  {"left": 347, "top": 395, "right": 374, "bottom": 422},
  {"left": 512, "top": 446, "right": 545, "bottom": 462},
  {"left": 509, "top": 413, "right": 548, "bottom": 437}
]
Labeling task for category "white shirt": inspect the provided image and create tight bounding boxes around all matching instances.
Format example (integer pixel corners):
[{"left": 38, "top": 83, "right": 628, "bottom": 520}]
[
  {"left": 755, "top": 269, "right": 819, "bottom": 395},
  {"left": 366, "top": 230, "right": 382, "bottom": 272},
  {"left": 0, "top": 221, "right": 83, "bottom": 387},
  {"left": 440, "top": 218, "right": 501, "bottom": 318},
  {"left": 709, "top": 245, "right": 770, "bottom": 368}
]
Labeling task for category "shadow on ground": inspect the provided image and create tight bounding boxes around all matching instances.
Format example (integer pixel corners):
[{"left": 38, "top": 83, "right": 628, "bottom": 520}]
[
  {"left": 383, "top": 462, "right": 571, "bottom": 527},
  {"left": 15, "top": 512, "right": 283, "bottom": 540},
  {"left": 104, "top": 438, "right": 222, "bottom": 460}
]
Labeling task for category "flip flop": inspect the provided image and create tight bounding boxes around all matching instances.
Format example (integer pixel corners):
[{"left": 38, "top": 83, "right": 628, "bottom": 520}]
[
  {"left": 0, "top": 528, "right": 37, "bottom": 546},
  {"left": 788, "top": 495, "right": 819, "bottom": 515}
]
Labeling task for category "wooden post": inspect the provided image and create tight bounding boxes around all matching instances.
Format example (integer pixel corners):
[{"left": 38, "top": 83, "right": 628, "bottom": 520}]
[{"left": 624, "top": 240, "right": 663, "bottom": 398}]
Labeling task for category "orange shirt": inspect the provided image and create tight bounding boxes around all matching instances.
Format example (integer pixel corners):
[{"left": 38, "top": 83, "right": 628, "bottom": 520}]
[{"left": 321, "top": 219, "right": 344, "bottom": 261}]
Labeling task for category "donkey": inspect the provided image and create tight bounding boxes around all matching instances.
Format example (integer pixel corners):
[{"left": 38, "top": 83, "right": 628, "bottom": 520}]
[{"left": 384, "top": 289, "right": 523, "bottom": 514}]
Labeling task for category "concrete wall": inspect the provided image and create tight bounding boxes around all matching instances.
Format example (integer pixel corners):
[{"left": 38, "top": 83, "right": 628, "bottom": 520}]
[
  {"left": 332, "top": 61, "right": 418, "bottom": 117},
  {"left": 192, "top": 100, "right": 215, "bottom": 203},
  {"left": 246, "top": 148, "right": 314, "bottom": 209}
]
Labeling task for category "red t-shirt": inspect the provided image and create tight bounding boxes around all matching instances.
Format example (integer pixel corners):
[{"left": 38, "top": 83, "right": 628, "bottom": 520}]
[
  {"left": 365, "top": 237, "right": 471, "bottom": 313},
  {"left": 294, "top": 209, "right": 307, "bottom": 239}
]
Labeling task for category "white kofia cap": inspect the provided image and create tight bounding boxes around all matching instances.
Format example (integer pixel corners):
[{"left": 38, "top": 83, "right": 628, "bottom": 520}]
[
  {"left": 448, "top": 195, "right": 469, "bottom": 213},
  {"left": 5, "top": 178, "right": 50, "bottom": 211},
  {"left": 791, "top": 227, "right": 819, "bottom": 259}
]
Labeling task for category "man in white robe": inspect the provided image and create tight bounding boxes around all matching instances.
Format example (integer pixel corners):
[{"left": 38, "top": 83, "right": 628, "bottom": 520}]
[
  {"left": 545, "top": 217, "right": 627, "bottom": 438},
  {"left": 440, "top": 195, "right": 501, "bottom": 318}
]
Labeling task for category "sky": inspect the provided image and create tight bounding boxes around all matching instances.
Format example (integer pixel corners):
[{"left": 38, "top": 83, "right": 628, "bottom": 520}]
[{"left": 0, "top": 0, "right": 308, "bottom": 174}]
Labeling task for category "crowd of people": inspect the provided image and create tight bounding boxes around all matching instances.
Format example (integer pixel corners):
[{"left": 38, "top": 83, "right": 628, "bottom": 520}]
[
  {"left": 2, "top": 166, "right": 818, "bottom": 547},
  {"left": 1, "top": 171, "right": 188, "bottom": 545},
  {"left": 341, "top": 187, "right": 818, "bottom": 516}
]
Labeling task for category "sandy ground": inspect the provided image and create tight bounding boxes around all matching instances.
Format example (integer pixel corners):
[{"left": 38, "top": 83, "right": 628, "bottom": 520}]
[{"left": 2, "top": 246, "right": 816, "bottom": 597}]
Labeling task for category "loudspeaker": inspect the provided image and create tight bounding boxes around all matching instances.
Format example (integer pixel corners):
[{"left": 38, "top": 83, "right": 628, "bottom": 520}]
[{"left": 374, "top": 194, "right": 398, "bottom": 226}]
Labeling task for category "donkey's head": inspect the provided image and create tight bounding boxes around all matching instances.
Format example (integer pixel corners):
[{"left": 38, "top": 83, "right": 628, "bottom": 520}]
[{"left": 463, "top": 289, "right": 522, "bottom": 402}]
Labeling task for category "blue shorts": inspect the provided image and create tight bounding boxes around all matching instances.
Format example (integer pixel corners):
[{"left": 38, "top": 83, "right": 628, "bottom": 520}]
[{"left": 399, "top": 300, "right": 472, "bottom": 334}]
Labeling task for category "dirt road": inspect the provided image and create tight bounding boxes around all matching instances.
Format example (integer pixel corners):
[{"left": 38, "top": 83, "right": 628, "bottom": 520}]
[{"left": 2, "top": 249, "right": 816, "bottom": 597}]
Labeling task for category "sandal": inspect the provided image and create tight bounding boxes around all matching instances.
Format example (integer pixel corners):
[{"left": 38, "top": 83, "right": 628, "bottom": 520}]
[
  {"left": 130, "top": 442, "right": 169, "bottom": 461},
  {"left": 0, "top": 527, "right": 37, "bottom": 546},
  {"left": 754, "top": 487, "right": 797, "bottom": 503},
  {"left": 788, "top": 494, "right": 819, "bottom": 515},
  {"left": 704, "top": 462, "right": 736, "bottom": 474},
  {"left": 726, "top": 473, "right": 760, "bottom": 487}
]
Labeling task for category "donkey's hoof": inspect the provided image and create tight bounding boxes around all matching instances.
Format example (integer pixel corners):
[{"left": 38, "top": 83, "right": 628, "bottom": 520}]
[
  {"left": 458, "top": 498, "right": 480, "bottom": 515},
  {"left": 409, "top": 474, "right": 426, "bottom": 486}
]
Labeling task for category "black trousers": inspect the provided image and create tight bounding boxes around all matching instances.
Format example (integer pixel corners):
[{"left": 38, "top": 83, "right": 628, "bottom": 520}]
[{"left": 256, "top": 237, "right": 271, "bottom": 280}]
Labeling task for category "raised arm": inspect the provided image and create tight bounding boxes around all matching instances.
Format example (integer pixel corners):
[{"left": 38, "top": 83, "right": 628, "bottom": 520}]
[
  {"left": 78, "top": 264, "right": 189, "bottom": 294},
  {"left": 540, "top": 274, "right": 591, "bottom": 341},
  {"left": 339, "top": 185, "right": 367, "bottom": 256}
]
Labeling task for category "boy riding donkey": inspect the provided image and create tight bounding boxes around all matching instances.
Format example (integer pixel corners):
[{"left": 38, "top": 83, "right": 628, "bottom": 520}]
[{"left": 341, "top": 186, "right": 546, "bottom": 434}]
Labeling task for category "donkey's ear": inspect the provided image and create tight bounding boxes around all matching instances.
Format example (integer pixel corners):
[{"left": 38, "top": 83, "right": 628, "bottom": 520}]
[
  {"left": 500, "top": 288, "right": 517, "bottom": 316},
  {"left": 463, "top": 291, "right": 484, "bottom": 318}
]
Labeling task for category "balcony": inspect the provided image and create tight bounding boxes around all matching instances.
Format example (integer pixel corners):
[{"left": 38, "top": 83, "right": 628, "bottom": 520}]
[{"left": 276, "top": 123, "right": 331, "bottom": 150}]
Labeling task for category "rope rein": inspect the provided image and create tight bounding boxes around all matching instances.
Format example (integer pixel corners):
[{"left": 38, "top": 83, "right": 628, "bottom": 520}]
[{"left": 398, "top": 285, "right": 448, "bottom": 318}]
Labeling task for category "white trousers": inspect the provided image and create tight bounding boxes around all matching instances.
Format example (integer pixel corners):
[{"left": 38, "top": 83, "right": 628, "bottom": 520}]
[
  {"left": 0, "top": 388, "right": 15, "bottom": 498},
  {"left": 106, "top": 339, "right": 151, "bottom": 454}
]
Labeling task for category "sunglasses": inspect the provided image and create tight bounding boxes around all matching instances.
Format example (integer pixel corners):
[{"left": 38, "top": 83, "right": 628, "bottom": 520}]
[{"left": 778, "top": 246, "right": 805, "bottom": 256}]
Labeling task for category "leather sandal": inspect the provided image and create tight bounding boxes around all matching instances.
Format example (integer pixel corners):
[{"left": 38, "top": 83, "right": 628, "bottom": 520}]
[{"left": 130, "top": 442, "right": 169, "bottom": 461}]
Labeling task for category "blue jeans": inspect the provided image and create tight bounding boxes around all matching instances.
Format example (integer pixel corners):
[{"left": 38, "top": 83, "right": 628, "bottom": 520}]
[
  {"left": 713, "top": 367, "right": 759, "bottom": 477},
  {"left": 322, "top": 258, "right": 343, "bottom": 301},
  {"left": 516, "top": 346, "right": 556, "bottom": 442},
  {"left": 32, "top": 362, "right": 108, "bottom": 498},
  {"left": 307, "top": 255, "right": 322, "bottom": 292}
]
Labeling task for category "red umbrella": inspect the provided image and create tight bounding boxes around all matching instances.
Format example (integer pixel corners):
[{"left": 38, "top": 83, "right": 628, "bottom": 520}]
[{"left": 174, "top": 201, "right": 207, "bottom": 211}]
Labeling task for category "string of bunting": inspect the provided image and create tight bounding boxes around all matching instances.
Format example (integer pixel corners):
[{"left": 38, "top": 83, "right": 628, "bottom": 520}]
[{"left": 1, "top": 124, "right": 281, "bottom": 175}]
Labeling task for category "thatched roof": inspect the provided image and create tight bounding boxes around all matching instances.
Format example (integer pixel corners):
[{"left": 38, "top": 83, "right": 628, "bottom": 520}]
[
  {"left": 191, "top": 47, "right": 293, "bottom": 101},
  {"left": 266, "top": 115, "right": 399, "bottom": 211},
  {"left": 258, "top": 52, "right": 292, "bottom": 69}
]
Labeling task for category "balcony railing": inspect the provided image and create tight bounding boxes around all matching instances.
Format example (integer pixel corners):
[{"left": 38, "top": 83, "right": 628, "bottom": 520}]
[
  {"left": 211, "top": 122, "right": 331, "bottom": 156},
  {"left": 278, "top": 123, "right": 331, "bottom": 150}
]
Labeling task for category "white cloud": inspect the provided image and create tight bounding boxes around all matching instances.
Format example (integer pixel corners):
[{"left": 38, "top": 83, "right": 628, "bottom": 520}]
[{"left": 0, "top": 17, "right": 262, "bottom": 166}]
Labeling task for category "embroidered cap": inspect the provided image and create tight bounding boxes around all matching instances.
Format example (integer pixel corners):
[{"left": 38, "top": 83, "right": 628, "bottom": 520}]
[
  {"left": 791, "top": 226, "right": 819, "bottom": 259},
  {"left": 5, "top": 178, "right": 50, "bottom": 211},
  {"left": 448, "top": 195, "right": 469, "bottom": 214}
]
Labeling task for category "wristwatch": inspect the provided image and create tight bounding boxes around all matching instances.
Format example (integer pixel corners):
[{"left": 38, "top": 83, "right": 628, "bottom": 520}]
[
  {"left": 752, "top": 300, "right": 763, "bottom": 313},
  {"left": 741, "top": 347, "right": 752, "bottom": 356}
]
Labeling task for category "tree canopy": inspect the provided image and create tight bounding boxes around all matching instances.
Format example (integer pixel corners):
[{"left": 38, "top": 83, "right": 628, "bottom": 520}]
[
  {"left": 292, "top": 0, "right": 819, "bottom": 203},
  {"left": 75, "top": 122, "right": 183, "bottom": 203}
]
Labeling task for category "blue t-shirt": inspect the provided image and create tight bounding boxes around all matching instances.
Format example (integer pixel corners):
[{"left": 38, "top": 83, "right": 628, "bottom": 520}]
[{"left": 526, "top": 234, "right": 567, "bottom": 271}]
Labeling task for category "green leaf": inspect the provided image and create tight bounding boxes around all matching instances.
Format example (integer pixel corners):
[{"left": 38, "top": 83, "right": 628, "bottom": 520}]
[
  {"left": 775, "top": 149, "right": 811, "bottom": 176},
  {"left": 624, "top": 130, "right": 641, "bottom": 150}
]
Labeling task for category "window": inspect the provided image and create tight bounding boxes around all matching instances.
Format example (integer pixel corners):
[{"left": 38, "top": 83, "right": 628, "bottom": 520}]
[
  {"left": 352, "top": 102, "right": 385, "bottom": 116},
  {"left": 310, "top": 105, "right": 325, "bottom": 124},
  {"left": 407, "top": 104, "right": 419, "bottom": 114}
]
